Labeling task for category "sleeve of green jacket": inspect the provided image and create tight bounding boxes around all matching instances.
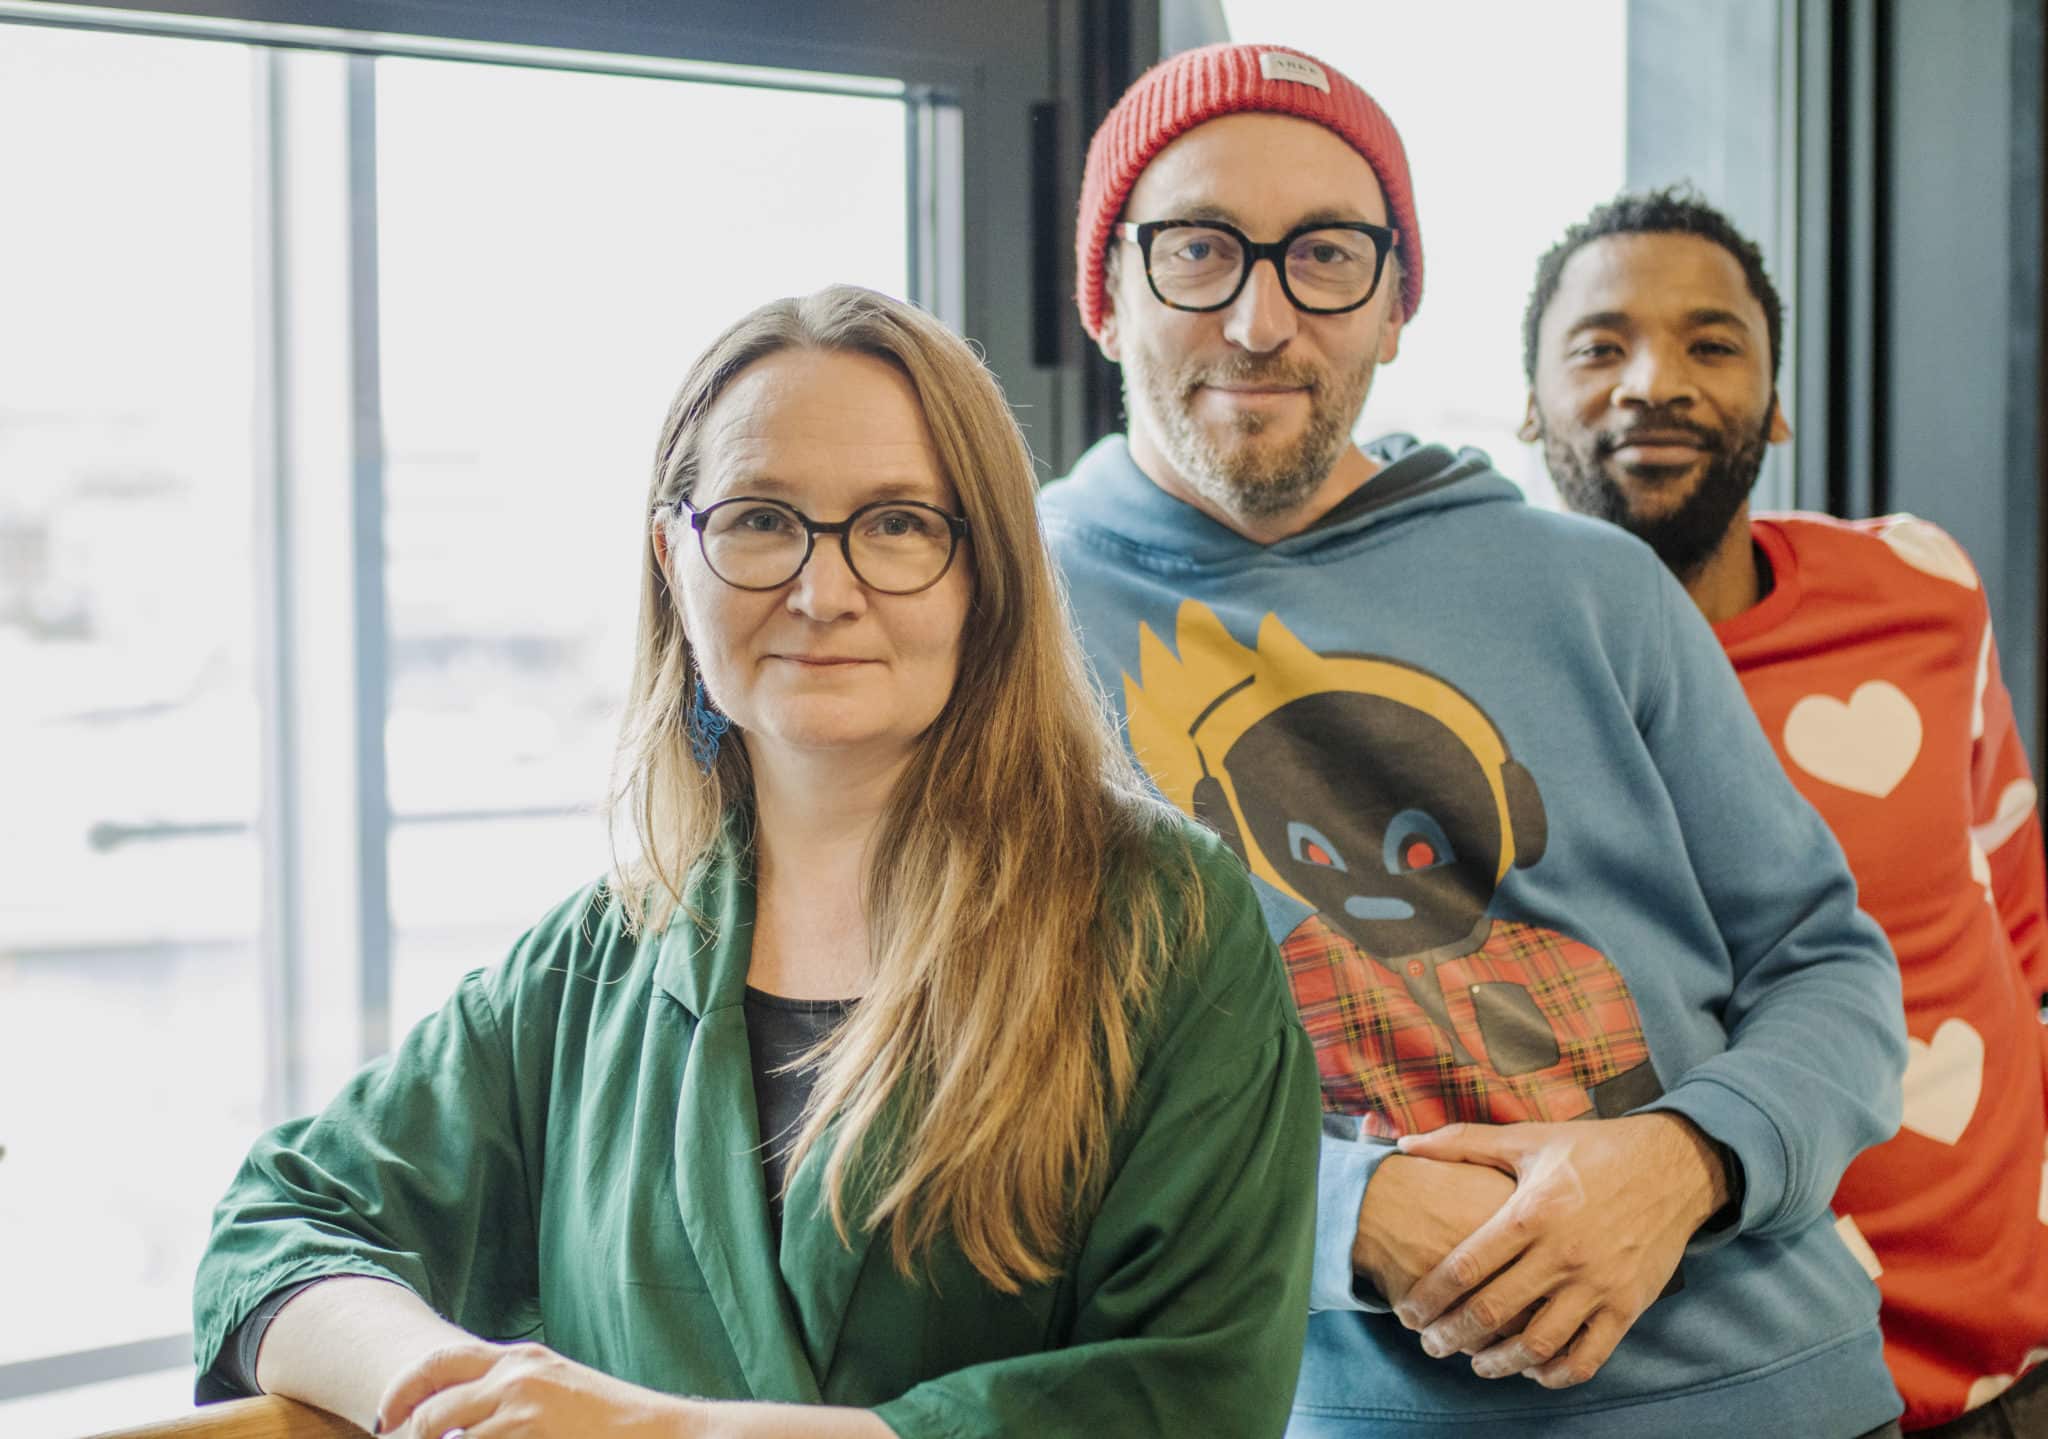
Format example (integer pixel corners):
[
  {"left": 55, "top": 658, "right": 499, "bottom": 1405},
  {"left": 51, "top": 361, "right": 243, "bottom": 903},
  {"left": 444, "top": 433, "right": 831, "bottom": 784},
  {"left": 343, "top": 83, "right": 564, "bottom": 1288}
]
[
  {"left": 191, "top": 910, "right": 559, "bottom": 1380},
  {"left": 871, "top": 851, "right": 1323, "bottom": 1439}
]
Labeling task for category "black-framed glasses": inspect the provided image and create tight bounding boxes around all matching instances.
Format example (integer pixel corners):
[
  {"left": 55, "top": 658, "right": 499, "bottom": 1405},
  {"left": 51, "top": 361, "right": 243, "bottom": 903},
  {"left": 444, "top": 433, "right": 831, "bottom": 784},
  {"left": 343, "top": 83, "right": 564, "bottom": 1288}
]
[
  {"left": 1119, "top": 217, "right": 1399, "bottom": 315},
  {"left": 675, "top": 494, "right": 970, "bottom": 594}
]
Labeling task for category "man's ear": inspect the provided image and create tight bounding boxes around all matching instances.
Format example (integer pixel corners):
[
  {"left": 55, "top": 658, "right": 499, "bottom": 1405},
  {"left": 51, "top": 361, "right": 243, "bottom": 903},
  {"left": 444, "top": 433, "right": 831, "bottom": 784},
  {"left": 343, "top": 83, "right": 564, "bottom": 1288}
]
[
  {"left": 1375, "top": 300, "right": 1404, "bottom": 365},
  {"left": 1767, "top": 392, "right": 1793, "bottom": 444},
  {"left": 1096, "top": 286, "right": 1123, "bottom": 363},
  {"left": 1517, "top": 392, "right": 1542, "bottom": 444}
]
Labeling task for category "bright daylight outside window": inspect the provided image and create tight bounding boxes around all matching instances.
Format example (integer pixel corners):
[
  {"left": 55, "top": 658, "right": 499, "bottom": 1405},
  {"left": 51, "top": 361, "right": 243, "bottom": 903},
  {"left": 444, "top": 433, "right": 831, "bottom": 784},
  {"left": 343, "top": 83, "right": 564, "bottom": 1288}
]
[
  {"left": 0, "top": 22, "right": 264, "bottom": 1436},
  {"left": 1219, "top": 0, "right": 1629, "bottom": 508},
  {"left": 375, "top": 56, "right": 907, "bottom": 1030},
  {"left": 0, "top": 20, "right": 911, "bottom": 1436}
]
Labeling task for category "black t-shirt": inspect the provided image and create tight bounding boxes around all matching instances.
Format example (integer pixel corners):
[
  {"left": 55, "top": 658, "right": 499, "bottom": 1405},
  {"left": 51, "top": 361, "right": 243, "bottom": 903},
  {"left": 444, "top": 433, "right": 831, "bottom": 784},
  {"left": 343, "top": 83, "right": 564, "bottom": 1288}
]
[{"left": 742, "top": 985, "right": 856, "bottom": 1230}]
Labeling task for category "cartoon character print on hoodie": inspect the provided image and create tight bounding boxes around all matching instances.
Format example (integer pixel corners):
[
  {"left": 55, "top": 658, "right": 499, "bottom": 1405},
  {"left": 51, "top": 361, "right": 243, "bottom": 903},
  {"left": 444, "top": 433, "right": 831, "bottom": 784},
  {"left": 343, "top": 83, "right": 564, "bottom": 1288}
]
[{"left": 1125, "top": 600, "right": 1664, "bottom": 1138}]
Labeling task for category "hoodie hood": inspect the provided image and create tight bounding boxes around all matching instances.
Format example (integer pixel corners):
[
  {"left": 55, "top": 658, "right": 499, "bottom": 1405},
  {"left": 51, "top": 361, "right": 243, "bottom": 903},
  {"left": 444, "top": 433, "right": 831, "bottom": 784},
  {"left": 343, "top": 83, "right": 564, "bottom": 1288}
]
[{"left": 1037, "top": 433, "right": 1516, "bottom": 572}]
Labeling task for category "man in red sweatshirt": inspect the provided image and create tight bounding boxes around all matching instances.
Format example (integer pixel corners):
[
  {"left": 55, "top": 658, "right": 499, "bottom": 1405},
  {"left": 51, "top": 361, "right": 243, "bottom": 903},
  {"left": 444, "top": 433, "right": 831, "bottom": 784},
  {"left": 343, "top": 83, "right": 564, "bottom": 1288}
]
[{"left": 1525, "top": 187, "right": 2048, "bottom": 1435}]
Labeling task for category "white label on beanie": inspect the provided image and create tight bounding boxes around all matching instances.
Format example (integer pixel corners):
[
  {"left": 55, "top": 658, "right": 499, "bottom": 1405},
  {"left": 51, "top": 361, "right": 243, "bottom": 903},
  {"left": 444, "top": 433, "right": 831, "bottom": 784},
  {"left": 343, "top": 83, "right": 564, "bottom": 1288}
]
[{"left": 1259, "top": 52, "right": 1330, "bottom": 93}]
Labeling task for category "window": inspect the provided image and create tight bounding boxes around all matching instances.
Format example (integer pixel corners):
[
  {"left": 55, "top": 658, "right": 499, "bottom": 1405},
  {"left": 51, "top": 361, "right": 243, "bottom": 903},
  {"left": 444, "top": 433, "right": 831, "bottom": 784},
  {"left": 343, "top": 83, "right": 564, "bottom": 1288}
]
[
  {"left": 0, "top": 24, "right": 266, "bottom": 1430},
  {"left": 0, "top": 13, "right": 939, "bottom": 1433}
]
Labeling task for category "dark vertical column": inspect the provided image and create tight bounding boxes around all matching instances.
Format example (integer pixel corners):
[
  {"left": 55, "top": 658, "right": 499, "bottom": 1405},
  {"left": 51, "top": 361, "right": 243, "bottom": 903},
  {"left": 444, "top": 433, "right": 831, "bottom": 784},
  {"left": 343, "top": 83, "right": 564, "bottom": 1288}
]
[
  {"left": 1870, "top": 0, "right": 1892, "bottom": 517},
  {"left": 1074, "top": 0, "right": 1158, "bottom": 453},
  {"left": 1838, "top": 0, "right": 1887, "bottom": 520},
  {"left": 1792, "top": 0, "right": 1835, "bottom": 513},
  {"left": 2014, "top": 0, "right": 2044, "bottom": 772},
  {"left": 1031, "top": 101, "right": 1063, "bottom": 368}
]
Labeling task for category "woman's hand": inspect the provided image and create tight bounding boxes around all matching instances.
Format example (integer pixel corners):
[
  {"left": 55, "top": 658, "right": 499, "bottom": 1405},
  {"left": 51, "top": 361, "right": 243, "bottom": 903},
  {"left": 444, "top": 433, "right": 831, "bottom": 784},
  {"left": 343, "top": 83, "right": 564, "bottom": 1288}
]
[{"left": 377, "top": 1340, "right": 703, "bottom": 1438}]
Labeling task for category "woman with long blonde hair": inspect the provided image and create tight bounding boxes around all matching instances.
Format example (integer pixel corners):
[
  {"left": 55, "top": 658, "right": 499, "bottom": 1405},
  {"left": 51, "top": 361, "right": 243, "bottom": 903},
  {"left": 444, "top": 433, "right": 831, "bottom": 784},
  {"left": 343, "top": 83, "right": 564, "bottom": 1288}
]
[{"left": 194, "top": 286, "right": 1319, "bottom": 1438}]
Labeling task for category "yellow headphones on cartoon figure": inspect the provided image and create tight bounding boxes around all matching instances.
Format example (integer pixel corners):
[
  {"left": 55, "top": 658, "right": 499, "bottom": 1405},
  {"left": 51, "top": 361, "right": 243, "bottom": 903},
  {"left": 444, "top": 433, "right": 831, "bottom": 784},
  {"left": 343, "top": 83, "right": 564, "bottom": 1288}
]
[{"left": 1125, "top": 602, "right": 1546, "bottom": 906}]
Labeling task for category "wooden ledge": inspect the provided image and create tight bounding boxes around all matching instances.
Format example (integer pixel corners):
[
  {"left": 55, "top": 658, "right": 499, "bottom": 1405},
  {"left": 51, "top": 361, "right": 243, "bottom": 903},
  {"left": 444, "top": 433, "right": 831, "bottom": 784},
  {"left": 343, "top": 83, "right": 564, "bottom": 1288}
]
[{"left": 85, "top": 1395, "right": 365, "bottom": 1438}]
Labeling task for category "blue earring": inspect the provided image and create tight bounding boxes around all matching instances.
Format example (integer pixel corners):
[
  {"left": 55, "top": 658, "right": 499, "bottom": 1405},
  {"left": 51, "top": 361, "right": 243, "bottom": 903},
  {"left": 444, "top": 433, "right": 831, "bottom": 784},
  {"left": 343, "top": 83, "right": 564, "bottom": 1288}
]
[{"left": 688, "top": 675, "right": 730, "bottom": 770}]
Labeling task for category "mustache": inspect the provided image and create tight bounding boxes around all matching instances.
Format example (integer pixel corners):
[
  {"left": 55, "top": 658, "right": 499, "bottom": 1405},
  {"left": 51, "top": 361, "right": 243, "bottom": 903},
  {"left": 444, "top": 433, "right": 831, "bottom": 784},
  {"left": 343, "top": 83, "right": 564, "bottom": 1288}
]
[
  {"left": 1182, "top": 357, "right": 1323, "bottom": 394},
  {"left": 1596, "top": 409, "right": 1720, "bottom": 457}
]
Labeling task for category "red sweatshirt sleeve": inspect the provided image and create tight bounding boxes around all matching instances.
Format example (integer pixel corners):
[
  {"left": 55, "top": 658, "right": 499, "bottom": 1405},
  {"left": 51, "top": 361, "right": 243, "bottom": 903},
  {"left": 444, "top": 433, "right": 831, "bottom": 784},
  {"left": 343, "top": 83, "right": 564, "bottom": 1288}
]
[{"left": 1967, "top": 606, "right": 2048, "bottom": 1007}]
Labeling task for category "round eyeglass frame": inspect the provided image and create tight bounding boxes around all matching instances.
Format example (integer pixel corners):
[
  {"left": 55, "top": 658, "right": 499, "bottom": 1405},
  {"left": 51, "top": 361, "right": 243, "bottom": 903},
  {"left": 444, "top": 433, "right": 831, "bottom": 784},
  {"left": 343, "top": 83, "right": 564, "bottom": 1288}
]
[
  {"left": 1119, "top": 217, "right": 1400, "bottom": 316},
  {"left": 673, "top": 494, "right": 971, "bottom": 594}
]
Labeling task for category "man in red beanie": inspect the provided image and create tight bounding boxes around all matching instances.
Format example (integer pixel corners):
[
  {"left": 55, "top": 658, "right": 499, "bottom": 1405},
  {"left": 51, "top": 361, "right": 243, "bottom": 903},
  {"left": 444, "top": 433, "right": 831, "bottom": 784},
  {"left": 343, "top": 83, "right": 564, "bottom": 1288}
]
[{"left": 1040, "top": 41, "right": 1909, "bottom": 1438}]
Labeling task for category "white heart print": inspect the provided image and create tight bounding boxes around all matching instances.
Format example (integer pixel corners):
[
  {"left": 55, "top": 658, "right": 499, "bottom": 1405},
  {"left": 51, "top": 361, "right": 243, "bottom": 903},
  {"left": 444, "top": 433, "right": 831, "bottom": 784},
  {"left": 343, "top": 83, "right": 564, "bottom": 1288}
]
[
  {"left": 1973, "top": 778, "right": 2041, "bottom": 854},
  {"left": 2039, "top": 1137, "right": 2047, "bottom": 1226},
  {"left": 1783, "top": 681, "right": 1923, "bottom": 798},
  {"left": 1879, "top": 515, "right": 1978, "bottom": 588},
  {"left": 1900, "top": 1018, "right": 1984, "bottom": 1146},
  {"left": 1833, "top": 1213, "right": 1883, "bottom": 1280},
  {"left": 1968, "top": 1348, "right": 2048, "bottom": 1410},
  {"left": 1972, "top": 623, "right": 1990, "bottom": 740}
]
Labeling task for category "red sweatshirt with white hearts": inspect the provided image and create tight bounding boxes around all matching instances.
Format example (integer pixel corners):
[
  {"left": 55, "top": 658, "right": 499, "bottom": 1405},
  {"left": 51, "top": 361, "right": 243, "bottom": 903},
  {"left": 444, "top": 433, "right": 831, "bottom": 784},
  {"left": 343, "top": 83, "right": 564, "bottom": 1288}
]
[{"left": 1717, "top": 512, "right": 2048, "bottom": 1429}]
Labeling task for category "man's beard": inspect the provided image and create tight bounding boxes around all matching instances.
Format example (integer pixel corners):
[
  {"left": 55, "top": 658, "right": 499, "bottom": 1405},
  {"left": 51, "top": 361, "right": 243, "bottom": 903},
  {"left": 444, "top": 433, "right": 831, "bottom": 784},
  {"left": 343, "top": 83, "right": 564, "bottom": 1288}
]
[
  {"left": 1126, "top": 341, "right": 1377, "bottom": 523},
  {"left": 1544, "top": 406, "right": 1771, "bottom": 580}
]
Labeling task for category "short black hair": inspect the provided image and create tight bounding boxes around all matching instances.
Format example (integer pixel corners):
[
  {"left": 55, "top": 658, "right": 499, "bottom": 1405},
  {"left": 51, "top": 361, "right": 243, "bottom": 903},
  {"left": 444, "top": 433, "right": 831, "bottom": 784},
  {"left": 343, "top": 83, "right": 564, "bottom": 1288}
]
[{"left": 1521, "top": 186, "right": 1784, "bottom": 384}]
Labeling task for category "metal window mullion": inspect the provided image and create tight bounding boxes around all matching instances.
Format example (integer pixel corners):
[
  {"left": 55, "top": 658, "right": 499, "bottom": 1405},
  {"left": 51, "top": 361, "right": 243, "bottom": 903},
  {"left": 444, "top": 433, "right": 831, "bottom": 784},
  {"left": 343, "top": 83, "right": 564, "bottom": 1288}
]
[
  {"left": 0, "top": 1333, "right": 193, "bottom": 1402},
  {"left": 2017, "top": 0, "right": 2046, "bottom": 767},
  {"left": 1791, "top": 0, "right": 1832, "bottom": 512},
  {"left": 345, "top": 52, "right": 392, "bottom": 1063},
  {"left": 1866, "top": 0, "right": 1892, "bottom": 518},
  {"left": 0, "top": 4, "right": 908, "bottom": 100},
  {"left": 904, "top": 87, "right": 964, "bottom": 333},
  {"left": 1829, "top": 0, "right": 1887, "bottom": 521},
  {"left": 903, "top": 92, "right": 924, "bottom": 312},
  {"left": 1766, "top": 0, "right": 1802, "bottom": 510},
  {"left": 250, "top": 45, "right": 305, "bottom": 1123}
]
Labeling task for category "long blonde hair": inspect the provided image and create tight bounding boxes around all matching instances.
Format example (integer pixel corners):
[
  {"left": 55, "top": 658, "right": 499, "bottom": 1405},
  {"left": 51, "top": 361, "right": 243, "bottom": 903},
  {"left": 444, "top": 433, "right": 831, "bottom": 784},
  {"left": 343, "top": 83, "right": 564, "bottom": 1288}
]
[{"left": 610, "top": 285, "right": 1198, "bottom": 1292}]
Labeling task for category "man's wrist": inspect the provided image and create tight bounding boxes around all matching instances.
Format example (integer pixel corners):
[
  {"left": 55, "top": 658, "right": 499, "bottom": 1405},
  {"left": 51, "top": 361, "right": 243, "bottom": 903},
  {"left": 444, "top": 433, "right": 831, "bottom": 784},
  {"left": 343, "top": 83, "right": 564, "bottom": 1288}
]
[
  {"left": 1701, "top": 1135, "right": 1745, "bottom": 1230},
  {"left": 1350, "top": 1152, "right": 1411, "bottom": 1285},
  {"left": 1646, "top": 1113, "right": 1735, "bottom": 1230}
]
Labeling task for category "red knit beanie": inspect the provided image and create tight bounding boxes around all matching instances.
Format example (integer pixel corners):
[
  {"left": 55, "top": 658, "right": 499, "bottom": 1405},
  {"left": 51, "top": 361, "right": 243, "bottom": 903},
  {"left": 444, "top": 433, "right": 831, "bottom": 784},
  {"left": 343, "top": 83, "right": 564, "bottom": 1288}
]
[{"left": 1075, "top": 42, "right": 1423, "bottom": 339}]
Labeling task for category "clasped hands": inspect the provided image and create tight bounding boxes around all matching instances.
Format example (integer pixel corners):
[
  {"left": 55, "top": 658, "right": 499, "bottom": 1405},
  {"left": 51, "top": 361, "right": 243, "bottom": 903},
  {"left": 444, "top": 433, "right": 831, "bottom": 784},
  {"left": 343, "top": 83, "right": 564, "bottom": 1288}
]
[{"left": 1352, "top": 1112, "right": 1728, "bottom": 1390}]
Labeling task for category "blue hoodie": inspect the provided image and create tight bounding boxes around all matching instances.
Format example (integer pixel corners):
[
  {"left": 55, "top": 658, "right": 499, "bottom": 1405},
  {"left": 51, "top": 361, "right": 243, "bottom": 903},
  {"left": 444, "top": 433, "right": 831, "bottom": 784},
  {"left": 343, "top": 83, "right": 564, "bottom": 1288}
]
[{"left": 1040, "top": 434, "right": 1907, "bottom": 1438}]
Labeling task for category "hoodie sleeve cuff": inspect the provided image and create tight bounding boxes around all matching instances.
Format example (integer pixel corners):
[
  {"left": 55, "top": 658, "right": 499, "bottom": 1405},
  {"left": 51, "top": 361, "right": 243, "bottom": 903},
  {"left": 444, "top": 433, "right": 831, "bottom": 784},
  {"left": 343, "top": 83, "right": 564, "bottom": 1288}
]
[
  {"left": 1640, "top": 1079, "right": 1788, "bottom": 1250},
  {"left": 1312, "top": 1117, "right": 1397, "bottom": 1313}
]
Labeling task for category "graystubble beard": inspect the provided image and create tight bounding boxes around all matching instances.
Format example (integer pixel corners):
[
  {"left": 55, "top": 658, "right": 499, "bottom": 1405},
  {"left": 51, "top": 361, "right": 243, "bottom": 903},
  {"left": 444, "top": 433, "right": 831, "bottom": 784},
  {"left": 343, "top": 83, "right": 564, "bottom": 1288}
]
[{"left": 1128, "top": 345, "right": 1377, "bottom": 524}]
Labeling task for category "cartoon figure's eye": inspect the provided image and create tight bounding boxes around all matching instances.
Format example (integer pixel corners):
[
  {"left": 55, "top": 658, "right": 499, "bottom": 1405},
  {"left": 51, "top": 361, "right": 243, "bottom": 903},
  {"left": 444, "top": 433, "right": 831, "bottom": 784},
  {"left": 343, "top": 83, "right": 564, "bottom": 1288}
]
[
  {"left": 1382, "top": 809, "right": 1455, "bottom": 874},
  {"left": 1287, "top": 820, "right": 1348, "bottom": 872}
]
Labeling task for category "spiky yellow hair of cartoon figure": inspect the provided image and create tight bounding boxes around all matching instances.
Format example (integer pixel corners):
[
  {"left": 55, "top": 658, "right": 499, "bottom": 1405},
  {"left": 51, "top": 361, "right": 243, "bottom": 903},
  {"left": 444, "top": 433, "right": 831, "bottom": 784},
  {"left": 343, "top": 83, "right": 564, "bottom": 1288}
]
[{"left": 1124, "top": 600, "right": 1522, "bottom": 903}]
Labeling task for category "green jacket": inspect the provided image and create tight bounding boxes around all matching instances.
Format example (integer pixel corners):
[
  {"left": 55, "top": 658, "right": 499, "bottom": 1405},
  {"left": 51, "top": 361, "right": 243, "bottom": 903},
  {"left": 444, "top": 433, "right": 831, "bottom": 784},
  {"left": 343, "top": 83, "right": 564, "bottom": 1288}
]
[{"left": 194, "top": 823, "right": 1320, "bottom": 1437}]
